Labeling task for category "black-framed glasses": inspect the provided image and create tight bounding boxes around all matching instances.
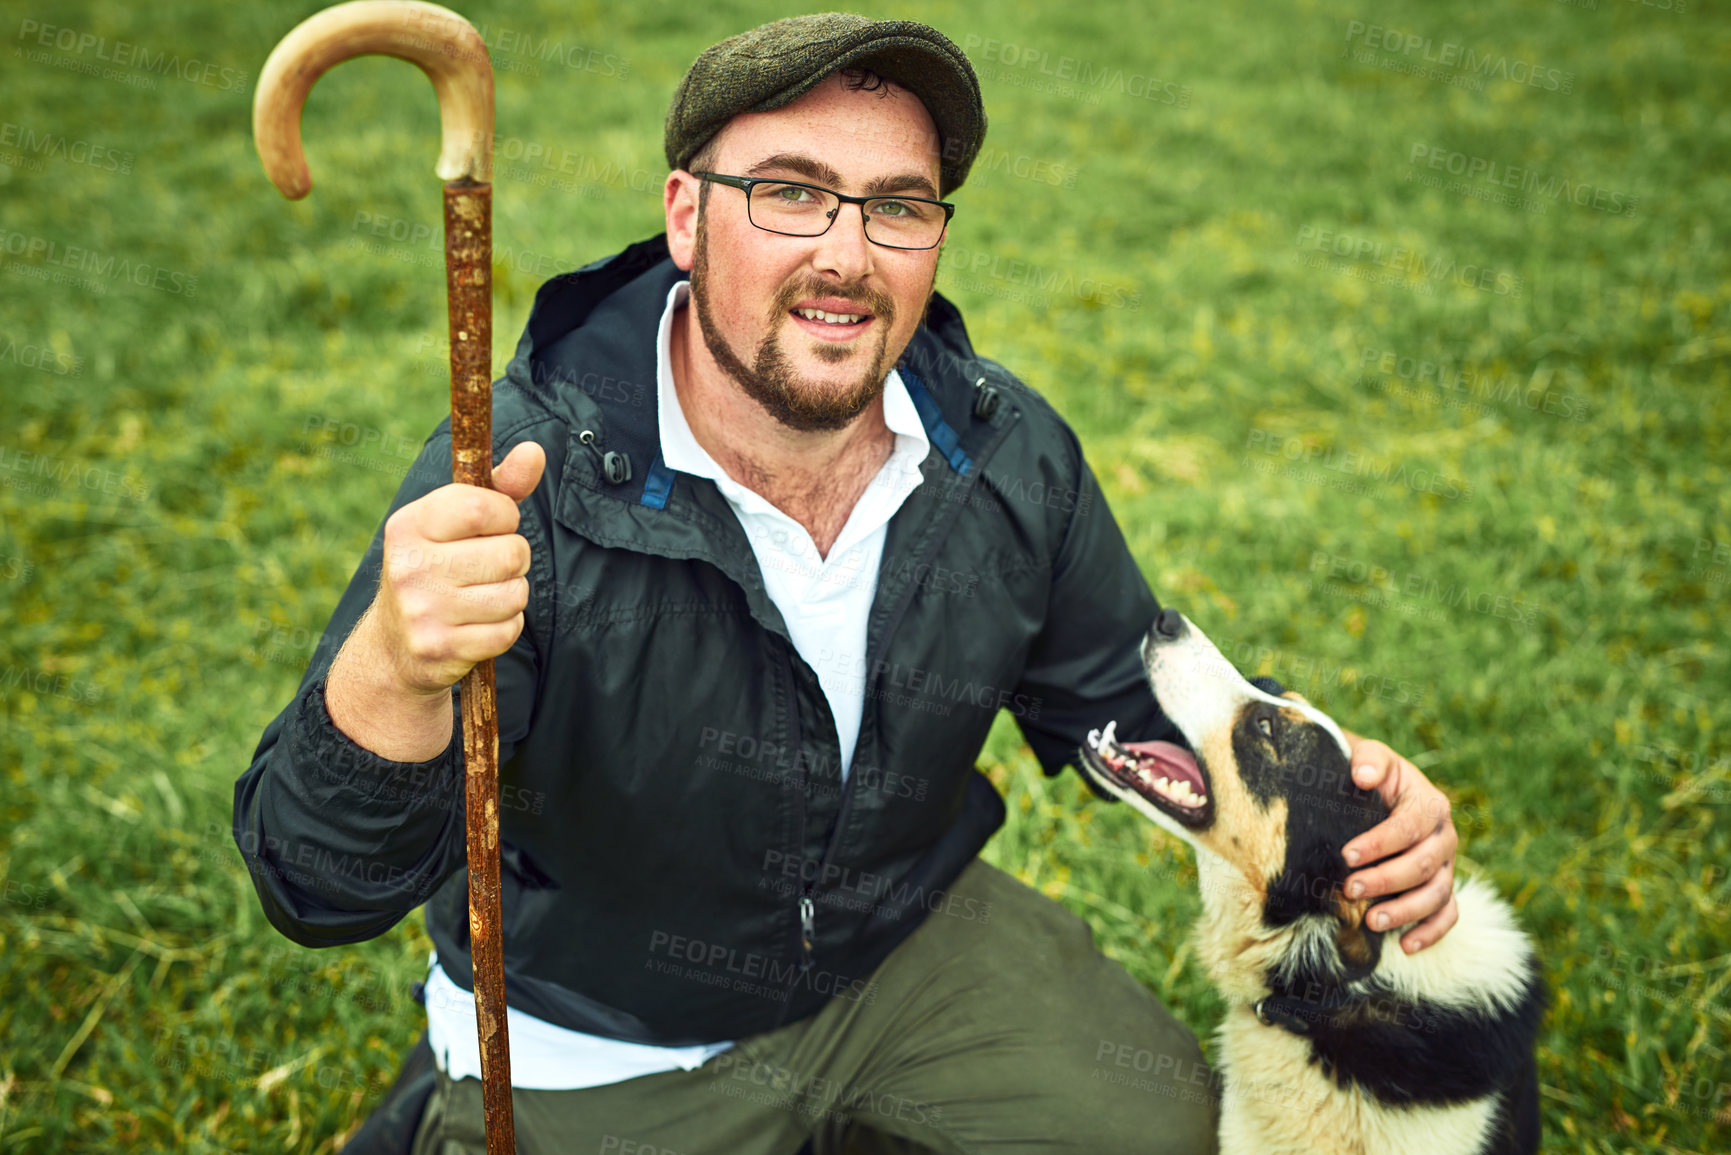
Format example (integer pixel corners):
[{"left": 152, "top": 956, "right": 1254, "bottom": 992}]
[{"left": 695, "top": 172, "right": 954, "bottom": 251}]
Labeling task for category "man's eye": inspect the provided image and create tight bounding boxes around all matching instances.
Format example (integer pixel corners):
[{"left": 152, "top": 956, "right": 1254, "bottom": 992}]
[
  {"left": 772, "top": 185, "right": 815, "bottom": 203},
  {"left": 1257, "top": 717, "right": 1274, "bottom": 739},
  {"left": 871, "top": 199, "right": 934, "bottom": 221}
]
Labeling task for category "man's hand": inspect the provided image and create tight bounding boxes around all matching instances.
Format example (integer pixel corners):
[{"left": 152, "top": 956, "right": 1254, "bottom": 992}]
[
  {"left": 369, "top": 440, "right": 546, "bottom": 693},
  {"left": 1337, "top": 730, "right": 1459, "bottom": 954},
  {"left": 325, "top": 441, "right": 545, "bottom": 762}
]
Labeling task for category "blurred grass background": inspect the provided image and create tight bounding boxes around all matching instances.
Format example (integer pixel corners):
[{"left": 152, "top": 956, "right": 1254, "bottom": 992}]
[{"left": 1, "top": 0, "right": 1727, "bottom": 1150}]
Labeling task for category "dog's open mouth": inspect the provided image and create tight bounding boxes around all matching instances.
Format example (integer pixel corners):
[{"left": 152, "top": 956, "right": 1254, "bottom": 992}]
[{"left": 1082, "top": 721, "right": 1213, "bottom": 826}]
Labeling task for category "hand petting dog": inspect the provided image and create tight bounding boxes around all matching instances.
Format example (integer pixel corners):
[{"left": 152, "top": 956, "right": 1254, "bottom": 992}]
[{"left": 1337, "top": 731, "right": 1460, "bottom": 955}]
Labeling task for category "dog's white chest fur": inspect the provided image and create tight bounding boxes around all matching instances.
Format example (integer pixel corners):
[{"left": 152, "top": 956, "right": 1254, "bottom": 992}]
[
  {"left": 1215, "top": 1008, "right": 1497, "bottom": 1155},
  {"left": 1206, "top": 875, "right": 1530, "bottom": 1155}
]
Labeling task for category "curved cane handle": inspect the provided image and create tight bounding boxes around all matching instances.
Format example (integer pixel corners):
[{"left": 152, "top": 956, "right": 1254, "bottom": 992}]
[{"left": 253, "top": 0, "right": 493, "bottom": 198}]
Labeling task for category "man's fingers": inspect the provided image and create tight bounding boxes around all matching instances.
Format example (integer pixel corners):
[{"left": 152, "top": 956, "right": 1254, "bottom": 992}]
[
  {"left": 1344, "top": 785, "right": 1433, "bottom": 867},
  {"left": 1362, "top": 861, "right": 1456, "bottom": 937},
  {"left": 416, "top": 484, "right": 523, "bottom": 543},
  {"left": 402, "top": 613, "right": 525, "bottom": 670},
  {"left": 388, "top": 534, "right": 531, "bottom": 588},
  {"left": 437, "top": 576, "right": 531, "bottom": 626},
  {"left": 1398, "top": 890, "right": 1460, "bottom": 954},
  {"left": 1345, "top": 826, "right": 1454, "bottom": 900}
]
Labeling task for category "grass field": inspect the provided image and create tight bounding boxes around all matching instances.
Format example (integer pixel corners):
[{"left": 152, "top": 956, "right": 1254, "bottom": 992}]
[{"left": 2, "top": 0, "right": 1727, "bottom": 1150}]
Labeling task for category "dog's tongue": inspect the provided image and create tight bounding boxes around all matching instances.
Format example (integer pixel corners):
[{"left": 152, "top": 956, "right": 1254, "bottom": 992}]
[{"left": 1123, "top": 740, "right": 1205, "bottom": 793}]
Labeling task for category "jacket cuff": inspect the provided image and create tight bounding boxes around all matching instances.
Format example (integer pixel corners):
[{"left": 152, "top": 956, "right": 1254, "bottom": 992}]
[
  {"left": 238, "top": 680, "right": 465, "bottom": 942},
  {"left": 291, "top": 678, "right": 462, "bottom": 806}
]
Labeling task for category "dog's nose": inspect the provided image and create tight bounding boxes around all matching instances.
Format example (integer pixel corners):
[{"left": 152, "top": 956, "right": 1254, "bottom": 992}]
[{"left": 1154, "top": 608, "right": 1185, "bottom": 639}]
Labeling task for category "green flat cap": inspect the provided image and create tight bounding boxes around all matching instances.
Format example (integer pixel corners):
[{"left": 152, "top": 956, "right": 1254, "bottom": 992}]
[{"left": 665, "top": 13, "right": 986, "bottom": 196}]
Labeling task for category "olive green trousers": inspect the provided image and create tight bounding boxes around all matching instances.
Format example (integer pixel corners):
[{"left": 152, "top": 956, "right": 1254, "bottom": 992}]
[{"left": 409, "top": 858, "right": 1219, "bottom": 1155}]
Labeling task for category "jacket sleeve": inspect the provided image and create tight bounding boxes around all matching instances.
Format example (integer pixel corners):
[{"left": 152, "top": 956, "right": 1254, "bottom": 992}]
[
  {"left": 232, "top": 417, "right": 556, "bottom": 947},
  {"left": 1010, "top": 426, "right": 1282, "bottom": 796}
]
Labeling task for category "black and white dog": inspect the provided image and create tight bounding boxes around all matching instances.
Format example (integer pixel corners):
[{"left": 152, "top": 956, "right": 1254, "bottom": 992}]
[{"left": 1078, "top": 609, "right": 1545, "bottom": 1155}]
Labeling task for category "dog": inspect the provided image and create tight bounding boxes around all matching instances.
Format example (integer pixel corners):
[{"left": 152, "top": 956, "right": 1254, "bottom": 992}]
[{"left": 1076, "top": 608, "right": 1544, "bottom": 1155}]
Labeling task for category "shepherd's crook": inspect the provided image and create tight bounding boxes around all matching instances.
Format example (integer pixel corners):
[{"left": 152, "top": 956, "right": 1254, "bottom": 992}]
[{"left": 252, "top": 3, "right": 514, "bottom": 1150}]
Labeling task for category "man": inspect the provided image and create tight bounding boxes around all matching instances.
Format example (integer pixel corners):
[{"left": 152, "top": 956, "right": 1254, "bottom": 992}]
[{"left": 235, "top": 15, "right": 1460, "bottom": 1154}]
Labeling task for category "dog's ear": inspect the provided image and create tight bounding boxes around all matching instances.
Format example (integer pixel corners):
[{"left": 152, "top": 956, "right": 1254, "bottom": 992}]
[
  {"left": 1280, "top": 690, "right": 1311, "bottom": 706},
  {"left": 1331, "top": 887, "right": 1384, "bottom": 983}
]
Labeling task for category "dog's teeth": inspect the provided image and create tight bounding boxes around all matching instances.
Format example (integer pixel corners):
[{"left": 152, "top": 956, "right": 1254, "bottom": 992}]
[{"left": 1087, "top": 728, "right": 1101, "bottom": 749}]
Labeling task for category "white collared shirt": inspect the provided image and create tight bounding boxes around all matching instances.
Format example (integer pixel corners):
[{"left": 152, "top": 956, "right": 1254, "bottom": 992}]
[{"left": 426, "top": 278, "right": 931, "bottom": 1087}]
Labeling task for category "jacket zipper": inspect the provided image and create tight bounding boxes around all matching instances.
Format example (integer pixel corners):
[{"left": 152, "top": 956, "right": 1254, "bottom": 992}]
[
  {"left": 797, "top": 400, "right": 1021, "bottom": 966},
  {"left": 771, "top": 380, "right": 1019, "bottom": 1021}
]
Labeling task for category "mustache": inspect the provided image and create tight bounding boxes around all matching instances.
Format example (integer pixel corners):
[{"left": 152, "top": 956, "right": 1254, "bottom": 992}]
[{"left": 772, "top": 278, "right": 895, "bottom": 322}]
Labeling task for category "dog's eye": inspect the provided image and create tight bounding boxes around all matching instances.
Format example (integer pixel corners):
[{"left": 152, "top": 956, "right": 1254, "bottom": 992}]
[{"left": 1257, "top": 717, "right": 1274, "bottom": 739}]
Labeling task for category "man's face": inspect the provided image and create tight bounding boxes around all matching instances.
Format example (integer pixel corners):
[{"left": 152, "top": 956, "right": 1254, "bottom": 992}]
[{"left": 667, "top": 72, "right": 946, "bottom": 432}]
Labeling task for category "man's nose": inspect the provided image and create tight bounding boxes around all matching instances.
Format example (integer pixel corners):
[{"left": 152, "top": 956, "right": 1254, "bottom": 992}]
[{"left": 812, "top": 201, "right": 874, "bottom": 280}]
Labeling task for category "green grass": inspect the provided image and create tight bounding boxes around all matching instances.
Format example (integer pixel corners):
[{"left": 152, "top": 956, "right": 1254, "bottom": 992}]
[{"left": 2, "top": 0, "right": 1727, "bottom": 1150}]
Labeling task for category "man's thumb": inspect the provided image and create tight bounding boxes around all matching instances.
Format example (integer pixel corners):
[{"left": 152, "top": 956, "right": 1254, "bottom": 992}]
[{"left": 491, "top": 441, "right": 546, "bottom": 501}]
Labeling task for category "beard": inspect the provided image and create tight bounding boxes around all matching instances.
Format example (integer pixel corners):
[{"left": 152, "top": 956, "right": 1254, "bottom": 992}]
[{"left": 688, "top": 210, "right": 910, "bottom": 433}]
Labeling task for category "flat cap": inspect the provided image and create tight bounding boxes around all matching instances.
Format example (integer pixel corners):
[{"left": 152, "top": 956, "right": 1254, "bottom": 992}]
[{"left": 665, "top": 13, "right": 986, "bottom": 196}]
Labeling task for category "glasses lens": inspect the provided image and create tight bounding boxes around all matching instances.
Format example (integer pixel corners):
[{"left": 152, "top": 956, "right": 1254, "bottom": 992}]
[
  {"left": 747, "top": 182, "right": 839, "bottom": 236},
  {"left": 863, "top": 198, "right": 946, "bottom": 249}
]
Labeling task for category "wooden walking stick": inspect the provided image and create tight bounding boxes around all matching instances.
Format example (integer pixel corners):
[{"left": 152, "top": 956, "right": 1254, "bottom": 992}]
[{"left": 252, "top": 3, "right": 514, "bottom": 1150}]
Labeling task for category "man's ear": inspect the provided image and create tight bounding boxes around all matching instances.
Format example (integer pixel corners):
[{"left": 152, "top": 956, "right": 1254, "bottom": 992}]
[
  {"left": 665, "top": 170, "right": 700, "bottom": 270},
  {"left": 1331, "top": 886, "right": 1384, "bottom": 983}
]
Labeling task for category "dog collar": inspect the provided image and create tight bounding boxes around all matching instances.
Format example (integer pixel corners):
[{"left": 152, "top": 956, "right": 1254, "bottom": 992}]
[{"left": 1253, "top": 996, "right": 1320, "bottom": 1035}]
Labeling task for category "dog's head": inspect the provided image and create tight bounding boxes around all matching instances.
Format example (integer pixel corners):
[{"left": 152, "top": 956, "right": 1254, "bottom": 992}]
[{"left": 1078, "top": 609, "right": 1392, "bottom": 985}]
